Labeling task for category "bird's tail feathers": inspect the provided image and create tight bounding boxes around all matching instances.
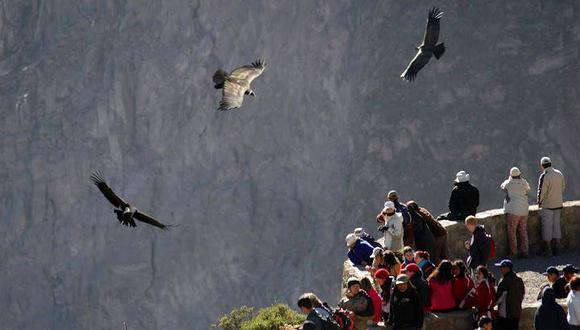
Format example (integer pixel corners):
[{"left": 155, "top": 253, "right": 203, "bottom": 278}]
[
  {"left": 433, "top": 43, "right": 445, "bottom": 60},
  {"left": 213, "top": 69, "right": 228, "bottom": 89},
  {"left": 90, "top": 170, "right": 106, "bottom": 185}
]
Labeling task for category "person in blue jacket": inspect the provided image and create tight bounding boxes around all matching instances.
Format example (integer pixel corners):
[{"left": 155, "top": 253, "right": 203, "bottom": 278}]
[{"left": 346, "top": 233, "right": 374, "bottom": 266}]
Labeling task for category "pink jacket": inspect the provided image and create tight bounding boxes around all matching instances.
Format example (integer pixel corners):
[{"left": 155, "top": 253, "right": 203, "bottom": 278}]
[{"left": 429, "top": 279, "right": 456, "bottom": 311}]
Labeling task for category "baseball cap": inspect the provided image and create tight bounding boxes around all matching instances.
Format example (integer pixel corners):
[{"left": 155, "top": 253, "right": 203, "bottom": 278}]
[
  {"left": 374, "top": 269, "right": 390, "bottom": 279},
  {"left": 541, "top": 157, "right": 551, "bottom": 165},
  {"left": 404, "top": 263, "right": 420, "bottom": 273},
  {"left": 371, "top": 247, "right": 383, "bottom": 258},
  {"left": 563, "top": 264, "right": 579, "bottom": 274},
  {"left": 510, "top": 167, "right": 521, "bottom": 177},
  {"left": 494, "top": 259, "right": 514, "bottom": 269},
  {"left": 543, "top": 266, "right": 559, "bottom": 276},
  {"left": 395, "top": 274, "right": 409, "bottom": 285},
  {"left": 387, "top": 190, "right": 398, "bottom": 199}
]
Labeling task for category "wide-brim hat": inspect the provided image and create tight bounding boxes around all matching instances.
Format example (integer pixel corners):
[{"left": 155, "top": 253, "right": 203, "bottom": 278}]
[{"left": 455, "top": 171, "right": 470, "bottom": 183}]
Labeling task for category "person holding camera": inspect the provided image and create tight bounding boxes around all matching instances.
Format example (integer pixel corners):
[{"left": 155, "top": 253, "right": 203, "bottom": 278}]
[{"left": 376, "top": 201, "right": 403, "bottom": 251}]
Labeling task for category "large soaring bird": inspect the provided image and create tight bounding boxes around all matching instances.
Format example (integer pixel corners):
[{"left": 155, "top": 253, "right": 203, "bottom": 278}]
[
  {"left": 401, "top": 7, "right": 445, "bottom": 81},
  {"left": 213, "top": 59, "right": 267, "bottom": 111},
  {"left": 90, "top": 171, "right": 171, "bottom": 230}
]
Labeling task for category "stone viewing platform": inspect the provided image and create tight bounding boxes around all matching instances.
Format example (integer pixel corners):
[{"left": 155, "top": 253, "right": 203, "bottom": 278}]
[
  {"left": 342, "top": 201, "right": 580, "bottom": 329},
  {"left": 443, "top": 200, "right": 580, "bottom": 259}
]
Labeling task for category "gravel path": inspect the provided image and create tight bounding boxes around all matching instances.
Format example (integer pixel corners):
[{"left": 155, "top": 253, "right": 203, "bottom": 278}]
[{"left": 489, "top": 251, "right": 580, "bottom": 304}]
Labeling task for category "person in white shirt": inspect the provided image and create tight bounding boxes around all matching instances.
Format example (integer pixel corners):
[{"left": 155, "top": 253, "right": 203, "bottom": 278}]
[
  {"left": 376, "top": 201, "right": 403, "bottom": 251},
  {"left": 568, "top": 276, "right": 580, "bottom": 329},
  {"left": 500, "top": 167, "right": 531, "bottom": 258}
]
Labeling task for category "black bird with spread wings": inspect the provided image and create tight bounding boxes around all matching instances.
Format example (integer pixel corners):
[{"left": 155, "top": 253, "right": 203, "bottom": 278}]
[
  {"left": 213, "top": 59, "right": 267, "bottom": 111},
  {"left": 401, "top": 7, "right": 445, "bottom": 81},
  {"left": 90, "top": 171, "right": 171, "bottom": 230}
]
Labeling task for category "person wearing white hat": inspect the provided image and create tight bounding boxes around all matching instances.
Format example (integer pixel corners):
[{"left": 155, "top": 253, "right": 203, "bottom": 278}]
[
  {"left": 346, "top": 233, "right": 375, "bottom": 266},
  {"left": 438, "top": 170, "right": 480, "bottom": 221},
  {"left": 537, "top": 156, "right": 566, "bottom": 256},
  {"left": 500, "top": 167, "right": 531, "bottom": 258},
  {"left": 376, "top": 201, "right": 403, "bottom": 251}
]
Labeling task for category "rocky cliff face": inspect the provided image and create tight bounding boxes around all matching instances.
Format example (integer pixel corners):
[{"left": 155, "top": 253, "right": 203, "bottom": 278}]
[{"left": 1, "top": 1, "right": 579, "bottom": 329}]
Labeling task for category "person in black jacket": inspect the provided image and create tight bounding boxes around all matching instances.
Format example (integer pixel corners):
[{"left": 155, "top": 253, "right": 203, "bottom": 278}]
[
  {"left": 389, "top": 274, "right": 424, "bottom": 330},
  {"left": 438, "top": 171, "right": 480, "bottom": 221},
  {"left": 534, "top": 287, "right": 569, "bottom": 330},
  {"left": 464, "top": 216, "right": 491, "bottom": 271},
  {"left": 403, "top": 263, "right": 429, "bottom": 310}
]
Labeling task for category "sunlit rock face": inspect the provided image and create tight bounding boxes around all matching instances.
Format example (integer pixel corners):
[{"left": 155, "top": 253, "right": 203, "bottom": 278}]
[{"left": 0, "top": 1, "right": 578, "bottom": 328}]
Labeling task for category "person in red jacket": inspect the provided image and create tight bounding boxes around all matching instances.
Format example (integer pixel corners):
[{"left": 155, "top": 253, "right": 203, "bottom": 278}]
[
  {"left": 428, "top": 260, "right": 456, "bottom": 312},
  {"left": 360, "top": 277, "right": 383, "bottom": 326},
  {"left": 452, "top": 259, "right": 475, "bottom": 309},
  {"left": 462, "top": 265, "right": 497, "bottom": 320}
]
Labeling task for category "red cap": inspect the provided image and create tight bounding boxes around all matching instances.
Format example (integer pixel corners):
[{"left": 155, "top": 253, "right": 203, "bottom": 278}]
[
  {"left": 405, "top": 263, "right": 420, "bottom": 273},
  {"left": 399, "top": 264, "right": 407, "bottom": 272},
  {"left": 375, "top": 268, "right": 390, "bottom": 279}
]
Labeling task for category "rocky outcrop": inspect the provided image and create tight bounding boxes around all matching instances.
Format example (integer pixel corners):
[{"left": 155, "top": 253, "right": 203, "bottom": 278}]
[{"left": 1, "top": 1, "right": 580, "bottom": 329}]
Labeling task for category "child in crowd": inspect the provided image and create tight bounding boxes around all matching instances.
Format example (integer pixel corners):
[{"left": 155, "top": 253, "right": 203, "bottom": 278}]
[
  {"left": 402, "top": 246, "right": 415, "bottom": 266},
  {"left": 414, "top": 250, "right": 435, "bottom": 279},
  {"left": 428, "top": 260, "right": 456, "bottom": 312},
  {"left": 464, "top": 216, "right": 491, "bottom": 272},
  {"left": 452, "top": 259, "right": 475, "bottom": 309}
]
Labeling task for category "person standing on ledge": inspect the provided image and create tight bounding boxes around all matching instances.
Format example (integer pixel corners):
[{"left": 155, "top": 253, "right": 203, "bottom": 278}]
[
  {"left": 537, "top": 156, "right": 566, "bottom": 256},
  {"left": 377, "top": 201, "right": 404, "bottom": 252},
  {"left": 438, "top": 170, "right": 479, "bottom": 221},
  {"left": 500, "top": 167, "right": 531, "bottom": 259},
  {"left": 386, "top": 190, "right": 413, "bottom": 247}
]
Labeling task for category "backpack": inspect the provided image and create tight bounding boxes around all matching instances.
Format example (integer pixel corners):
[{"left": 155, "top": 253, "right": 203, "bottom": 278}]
[
  {"left": 322, "top": 303, "right": 353, "bottom": 330},
  {"left": 486, "top": 233, "right": 496, "bottom": 259}
]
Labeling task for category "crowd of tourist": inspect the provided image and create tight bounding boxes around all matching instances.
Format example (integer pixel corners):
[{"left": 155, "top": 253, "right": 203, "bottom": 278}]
[{"left": 297, "top": 157, "right": 579, "bottom": 330}]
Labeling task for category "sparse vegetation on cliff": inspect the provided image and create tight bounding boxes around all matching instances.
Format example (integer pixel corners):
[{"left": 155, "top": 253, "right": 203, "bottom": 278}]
[{"left": 213, "top": 304, "right": 304, "bottom": 330}]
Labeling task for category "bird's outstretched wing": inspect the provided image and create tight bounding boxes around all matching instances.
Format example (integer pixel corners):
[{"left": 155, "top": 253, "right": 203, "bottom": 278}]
[
  {"left": 401, "top": 51, "right": 431, "bottom": 81},
  {"left": 133, "top": 210, "right": 171, "bottom": 230},
  {"left": 218, "top": 80, "right": 246, "bottom": 111},
  {"left": 229, "top": 59, "right": 267, "bottom": 85},
  {"left": 422, "top": 7, "right": 443, "bottom": 47},
  {"left": 90, "top": 171, "right": 130, "bottom": 209}
]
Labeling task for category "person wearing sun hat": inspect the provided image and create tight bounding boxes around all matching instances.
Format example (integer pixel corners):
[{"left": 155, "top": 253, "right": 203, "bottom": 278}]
[
  {"left": 500, "top": 166, "right": 531, "bottom": 258},
  {"left": 388, "top": 274, "right": 424, "bottom": 329},
  {"left": 346, "top": 233, "right": 374, "bottom": 266},
  {"left": 537, "top": 156, "right": 566, "bottom": 256},
  {"left": 376, "top": 201, "right": 404, "bottom": 251},
  {"left": 495, "top": 259, "right": 525, "bottom": 330},
  {"left": 437, "top": 170, "right": 480, "bottom": 221}
]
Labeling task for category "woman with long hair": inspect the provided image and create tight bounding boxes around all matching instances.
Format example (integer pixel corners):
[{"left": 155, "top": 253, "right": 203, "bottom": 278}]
[
  {"left": 462, "top": 265, "right": 497, "bottom": 321},
  {"left": 383, "top": 250, "right": 402, "bottom": 277},
  {"left": 428, "top": 260, "right": 456, "bottom": 312},
  {"left": 452, "top": 259, "right": 475, "bottom": 308}
]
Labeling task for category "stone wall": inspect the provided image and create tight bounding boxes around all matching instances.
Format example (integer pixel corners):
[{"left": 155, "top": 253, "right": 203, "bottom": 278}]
[{"left": 444, "top": 200, "right": 580, "bottom": 259}]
